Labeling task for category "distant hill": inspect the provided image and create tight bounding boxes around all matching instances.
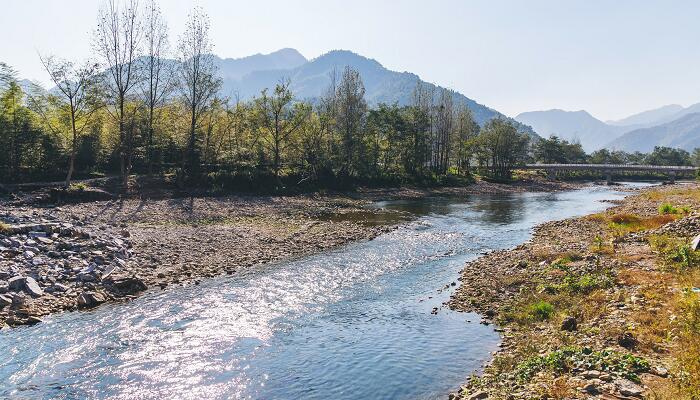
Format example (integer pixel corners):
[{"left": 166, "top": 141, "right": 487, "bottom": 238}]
[
  {"left": 607, "top": 104, "right": 684, "bottom": 128},
  {"left": 220, "top": 49, "right": 535, "bottom": 133},
  {"left": 214, "top": 48, "right": 307, "bottom": 82},
  {"left": 607, "top": 112, "right": 700, "bottom": 152},
  {"left": 514, "top": 109, "right": 627, "bottom": 152}
]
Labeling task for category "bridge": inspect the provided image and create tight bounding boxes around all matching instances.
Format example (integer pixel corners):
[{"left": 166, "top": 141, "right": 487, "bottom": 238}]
[{"left": 522, "top": 164, "right": 698, "bottom": 184}]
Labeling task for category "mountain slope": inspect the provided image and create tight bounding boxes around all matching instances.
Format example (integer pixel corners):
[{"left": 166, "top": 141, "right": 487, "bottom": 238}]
[
  {"left": 607, "top": 112, "right": 700, "bottom": 152},
  {"left": 222, "top": 50, "right": 534, "bottom": 133},
  {"left": 214, "top": 48, "right": 307, "bottom": 82},
  {"left": 607, "top": 104, "right": 683, "bottom": 128},
  {"left": 514, "top": 109, "right": 626, "bottom": 151}
]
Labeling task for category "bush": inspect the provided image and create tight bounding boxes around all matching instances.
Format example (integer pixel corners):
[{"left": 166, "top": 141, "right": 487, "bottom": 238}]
[
  {"left": 659, "top": 203, "right": 679, "bottom": 215},
  {"left": 0, "top": 222, "right": 10, "bottom": 233},
  {"left": 515, "top": 347, "right": 650, "bottom": 383},
  {"left": 529, "top": 300, "right": 555, "bottom": 321}
]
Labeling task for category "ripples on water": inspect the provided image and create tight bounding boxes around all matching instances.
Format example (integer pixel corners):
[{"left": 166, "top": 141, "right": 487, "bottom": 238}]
[{"left": 0, "top": 186, "right": 632, "bottom": 399}]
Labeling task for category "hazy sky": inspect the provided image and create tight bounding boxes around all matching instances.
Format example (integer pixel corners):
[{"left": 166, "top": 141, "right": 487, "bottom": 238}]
[{"left": 2, "top": 0, "right": 699, "bottom": 121}]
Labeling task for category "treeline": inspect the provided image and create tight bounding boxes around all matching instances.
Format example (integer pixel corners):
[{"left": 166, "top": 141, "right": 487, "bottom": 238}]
[
  {"left": 0, "top": 1, "right": 697, "bottom": 192},
  {"left": 0, "top": 0, "right": 534, "bottom": 190},
  {"left": 534, "top": 135, "right": 700, "bottom": 167}
]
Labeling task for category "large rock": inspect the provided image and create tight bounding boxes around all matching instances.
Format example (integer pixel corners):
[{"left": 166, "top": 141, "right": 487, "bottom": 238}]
[
  {"left": 8, "top": 276, "right": 44, "bottom": 297},
  {"left": 77, "top": 292, "right": 106, "bottom": 308},
  {"left": 111, "top": 277, "right": 147, "bottom": 295},
  {"left": 691, "top": 233, "right": 700, "bottom": 251},
  {"left": 561, "top": 316, "right": 577, "bottom": 331},
  {"left": 0, "top": 294, "right": 12, "bottom": 307}
]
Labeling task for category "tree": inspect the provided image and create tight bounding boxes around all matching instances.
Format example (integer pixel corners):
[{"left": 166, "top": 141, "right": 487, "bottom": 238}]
[
  {"left": 335, "top": 66, "right": 367, "bottom": 178},
  {"left": 177, "top": 6, "right": 221, "bottom": 181},
  {"left": 141, "top": 0, "right": 172, "bottom": 175},
  {"left": 534, "top": 135, "right": 587, "bottom": 164},
  {"left": 471, "top": 119, "right": 529, "bottom": 178},
  {"left": 254, "top": 81, "right": 311, "bottom": 182},
  {"left": 36, "top": 56, "right": 101, "bottom": 186},
  {"left": 94, "top": 0, "right": 142, "bottom": 187},
  {"left": 452, "top": 105, "right": 478, "bottom": 175},
  {"left": 645, "top": 146, "right": 691, "bottom": 166}
]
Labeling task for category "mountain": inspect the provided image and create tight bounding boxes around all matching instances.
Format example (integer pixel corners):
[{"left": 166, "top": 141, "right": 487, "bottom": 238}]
[
  {"left": 514, "top": 109, "right": 627, "bottom": 151},
  {"left": 607, "top": 104, "right": 683, "bottom": 128},
  {"left": 220, "top": 49, "right": 534, "bottom": 134},
  {"left": 214, "top": 48, "right": 307, "bottom": 82},
  {"left": 607, "top": 112, "right": 700, "bottom": 153}
]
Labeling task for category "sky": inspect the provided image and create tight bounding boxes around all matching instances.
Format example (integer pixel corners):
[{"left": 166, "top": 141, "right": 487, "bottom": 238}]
[{"left": 2, "top": 0, "right": 699, "bottom": 121}]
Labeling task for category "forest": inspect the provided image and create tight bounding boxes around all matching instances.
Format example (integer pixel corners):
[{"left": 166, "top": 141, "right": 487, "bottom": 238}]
[{"left": 0, "top": 0, "right": 697, "bottom": 191}]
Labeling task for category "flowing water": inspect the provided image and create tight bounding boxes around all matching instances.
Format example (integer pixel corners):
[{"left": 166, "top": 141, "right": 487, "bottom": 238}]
[{"left": 0, "top": 186, "right": 639, "bottom": 399}]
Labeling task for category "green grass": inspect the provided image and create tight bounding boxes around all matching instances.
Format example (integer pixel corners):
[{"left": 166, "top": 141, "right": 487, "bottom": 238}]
[
  {"left": 528, "top": 300, "right": 555, "bottom": 321},
  {"left": 659, "top": 203, "right": 679, "bottom": 215}
]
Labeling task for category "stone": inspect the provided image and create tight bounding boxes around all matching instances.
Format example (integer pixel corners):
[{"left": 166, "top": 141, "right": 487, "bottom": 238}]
[
  {"left": 583, "top": 370, "right": 601, "bottom": 379},
  {"left": 616, "top": 379, "right": 643, "bottom": 398},
  {"left": 692, "top": 233, "right": 700, "bottom": 251},
  {"left": 0, "top": 294, "right": 12, "bottom": 307},
  {"left": 583, "top": 383, "right": 600, "bottom": 394},
  {"left": 467, "top": 391, "right": 488, "bottom": 400},
  {"left": 561, "top": 316, "right": 578, "bottom": 331},
  {"left": 651, "top": 366, "right": 669, "bottom": 377},
  {"left": 77, "top": 292, "right": 106, "bottom": 308},
  {"left": 617, "top": 332, "right": 637, "bottom": 349},
  {"left": 36, "top": 237, "right": 53, "bottom": 245},
  {"left": 111, "top": 277, "right": 147, "bottom": 294},
  {"left": 7, "top": 276, "right": 44, "bottom": 297},
  {"left": 0, "top": 280, "right": 8, "bottom": 293}
]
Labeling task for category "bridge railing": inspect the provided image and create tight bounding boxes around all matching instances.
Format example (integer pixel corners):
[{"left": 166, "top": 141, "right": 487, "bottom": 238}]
[{"left": 523, "top": 164, "right": 698, "bottom": 171}]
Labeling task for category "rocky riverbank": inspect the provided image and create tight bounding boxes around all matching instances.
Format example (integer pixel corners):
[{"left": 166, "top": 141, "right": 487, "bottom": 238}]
[
  {"left": 0, "top": 194, "right": 398, "bottom": 328},
  {"left": 0, "top": 177, "right": 586, "bottom": 329},
  {"left": 449, "top": 182, "right": 700, "bottom": 400}
]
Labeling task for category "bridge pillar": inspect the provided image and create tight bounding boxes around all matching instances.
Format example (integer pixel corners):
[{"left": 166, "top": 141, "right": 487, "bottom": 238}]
[
  {"left": 547, "top": 169, "right": 555, "bottom": 180},
  {"left": 669, "top": 170, "right": 676, "bottom": 184},
  {"left": 606, "top": 171, "right": 612, "bottom": 185}
]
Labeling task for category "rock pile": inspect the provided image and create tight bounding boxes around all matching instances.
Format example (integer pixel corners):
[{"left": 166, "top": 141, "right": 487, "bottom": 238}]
[{"left": 0, "top": 213, "right": 146, "bottom": 327}]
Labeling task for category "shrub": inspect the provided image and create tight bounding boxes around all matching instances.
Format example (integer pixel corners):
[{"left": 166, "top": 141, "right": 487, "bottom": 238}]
[
  {"left": 529, "top": 300, "right": 555, "bottom": 321},
  {"left": 659, "top": 203, "right": 679, "bottom": 215},
  {"left": 515, "top": 346, "right": 650, "bottom": 383},
  {"left": 0, "top": 222, "right": 10, "bottom": 234},
  {"left": 68, "top": 182, "right": 87, "bottom": 192}
]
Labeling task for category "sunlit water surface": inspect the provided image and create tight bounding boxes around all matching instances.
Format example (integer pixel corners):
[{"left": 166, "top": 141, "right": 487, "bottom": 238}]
[{"left": 0, "top": 185, "right": 640, "bottom": 399}]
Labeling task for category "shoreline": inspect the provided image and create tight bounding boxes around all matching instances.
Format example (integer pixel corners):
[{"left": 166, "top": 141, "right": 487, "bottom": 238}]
[
  {"left": 449, "top": 182, "right": 700, "bottom": 399},
  {"left": 0, "top": 178, "right": 583, "bottom": 328}
]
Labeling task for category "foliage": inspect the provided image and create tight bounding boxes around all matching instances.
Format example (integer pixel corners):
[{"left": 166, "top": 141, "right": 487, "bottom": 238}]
[
  {"left": 649, "top": 235, "right": 700, "bottom": 271},
  {"left": 528, "top": 300, "right": 555, "bottom": 321},
  {"left": 534, "top": 135, "right": 587, "bottom": 164},
  {"left": 659, "top": 203, "right": 679, "bottom": 214},
  {"left": 515, "top": 346, "right": 650, "bottom": 383}
]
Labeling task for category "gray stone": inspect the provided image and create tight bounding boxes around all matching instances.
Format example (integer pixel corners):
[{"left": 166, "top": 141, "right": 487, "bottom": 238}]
[
  {"left": 0, "top": 294, "right": 12, "bottom": 307},
  {"left": 692, "top": 233, "right": 700, "bottom": 251},
  {"left": 0, "top": 280, "right": 8, "bottom": 293},
  {"left": 7, "top": 276, "right": 44, "bottom": 297},
  {"left": 467, "top": 391, "right": 488, "bottom": 400},
  {"left": 616, "top": 379, "right": 643, "bottom": 398},
  {"left": 77, "top": 291, "right": 106, "bottom": 308},
  {"left": 110, "top": 277, "right": 147, "bottom": 294}
]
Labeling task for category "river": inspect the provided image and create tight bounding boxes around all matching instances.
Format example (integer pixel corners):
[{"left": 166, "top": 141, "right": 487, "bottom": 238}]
[{"left": 0, "top": 185, "right": 638, "bottom": 399}]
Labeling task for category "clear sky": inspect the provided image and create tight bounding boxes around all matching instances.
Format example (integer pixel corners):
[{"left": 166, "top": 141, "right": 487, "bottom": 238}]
[{"left": 2, "top": 0, "right": 699, "bottom": 121}]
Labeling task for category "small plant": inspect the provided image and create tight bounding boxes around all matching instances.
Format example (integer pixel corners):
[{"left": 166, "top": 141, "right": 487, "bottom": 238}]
[
  {"left": 529, "top": 300, "right": 555, "bottom": 321},
  {"left": 659, "top": 203, "right": 679, "bottom": 215},
  {"left": 0, "top": 221, "right": 10, "bottom": 234},
  {"left": 69, "top": 182, "right": 88, "bottom": 192}
]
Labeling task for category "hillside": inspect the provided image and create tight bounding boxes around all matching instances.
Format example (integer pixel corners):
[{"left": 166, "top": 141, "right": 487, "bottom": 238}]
[
  {"left": 606, "top": 104, "right": 683, "bottom": 128},
  {"left": 514, "top": 109, "right": 626, "bottom": 151},
  {"left": 607, "top": 112, "right": 700, "bottom": 152},
  {"left": 220, "top": 50, "right": 534, "bottom": 133}
]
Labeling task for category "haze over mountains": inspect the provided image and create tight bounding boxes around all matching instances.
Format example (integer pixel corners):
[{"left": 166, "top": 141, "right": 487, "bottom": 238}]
[
  {"left": 515, "top": 103, "right": 700, "bottom": 153},
  {"left": 212, "top": 49, "right": 534, "bottom": 133}
]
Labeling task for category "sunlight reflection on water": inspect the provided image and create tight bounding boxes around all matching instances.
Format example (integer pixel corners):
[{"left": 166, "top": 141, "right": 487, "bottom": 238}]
[{"left": 0, "top": 186, "right": 632, "bottom": 400}]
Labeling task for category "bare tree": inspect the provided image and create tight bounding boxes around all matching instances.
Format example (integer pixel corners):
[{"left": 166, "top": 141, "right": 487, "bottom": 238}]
[
  {"left": 177, "top": 6, "right": 221, "bottom": 180},
  {"left": 335, "top": 66, "right": 366, "bottom": 178},
  {"left": 94, "top": 0, "right": 142, "bottom": 187},
  {"left": 37, "top": 56, "right": 101, "bottom": 187},
  {"left": 140, "top": 0, "right": 172, "bottom": 175}
]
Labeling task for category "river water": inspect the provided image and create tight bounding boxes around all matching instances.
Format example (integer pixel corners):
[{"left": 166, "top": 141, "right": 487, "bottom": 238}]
[{"left": 0, "top": 186, "right": 636, "bottom": 399}]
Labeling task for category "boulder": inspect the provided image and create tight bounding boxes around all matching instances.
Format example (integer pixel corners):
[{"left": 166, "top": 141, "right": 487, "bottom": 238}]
[
  {"left": 77, "top": 292, "right": 106, "bottom": 308},
  {"left": 615, "top": 379, "right": 643, "bottom": 398},
  {"left": 692, "top": 233, "right": 700, "bottom": 251},
  {"left": 111, "top": 277, "right": 147, "bottom": 294},
  {"left": 618, "top": 331, "right": 637, "bottom": 349},
  {"left": 7, "top": 276, "right": 44, "bottom": 297},
  {"left": 561, "top": 316, "right": 578, "bottom": 331}
]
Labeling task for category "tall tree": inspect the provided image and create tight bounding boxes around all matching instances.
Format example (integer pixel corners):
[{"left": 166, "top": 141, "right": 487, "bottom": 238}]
[
  {"left": 177, "top": 6, "right": 221, "bottom": 181},
  {"left": 94, "top": 0, "right": 142, "bottom": 187},
  {"left": 254, "top": 81, "right": 310, "bottom": 182},
  {"left": 36, "top": 56, "right": 101, "bottom": 186},
  {"left": 335, "top": 66, "right": 367, "bottom": 178},
  {"left": 472, "top": 119, "right": 529, "bottom": 178},
  {"left": 141, "top": 0, "right": 172, "bottom": 175}
]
